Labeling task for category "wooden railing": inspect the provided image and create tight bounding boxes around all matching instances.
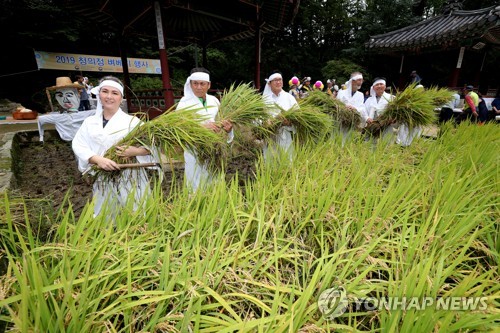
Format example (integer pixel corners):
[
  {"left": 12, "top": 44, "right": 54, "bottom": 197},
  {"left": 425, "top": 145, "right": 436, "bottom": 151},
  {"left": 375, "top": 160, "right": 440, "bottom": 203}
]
[{"left": 128, "top": 88, "right": 224, "bottom": 119}]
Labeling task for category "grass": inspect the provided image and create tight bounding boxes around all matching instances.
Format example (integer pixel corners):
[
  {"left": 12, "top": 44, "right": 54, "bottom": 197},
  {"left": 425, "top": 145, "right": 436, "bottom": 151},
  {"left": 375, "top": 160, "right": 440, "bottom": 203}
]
[{"left": 0, "top": 122, "right": 498, "bottom": 332}]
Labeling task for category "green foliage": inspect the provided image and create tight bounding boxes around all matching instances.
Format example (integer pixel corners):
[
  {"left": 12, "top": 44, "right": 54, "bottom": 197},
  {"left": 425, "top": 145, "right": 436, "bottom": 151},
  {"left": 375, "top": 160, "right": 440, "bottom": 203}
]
[
  {"left": 130, "top": 76, "right": 163, "bottom": 91},
  {"left": 321, "top": 59, "right": 366, "bottom": 84},
  {"left": 299, "top": 90, "right": 361, "bottom": 128}
]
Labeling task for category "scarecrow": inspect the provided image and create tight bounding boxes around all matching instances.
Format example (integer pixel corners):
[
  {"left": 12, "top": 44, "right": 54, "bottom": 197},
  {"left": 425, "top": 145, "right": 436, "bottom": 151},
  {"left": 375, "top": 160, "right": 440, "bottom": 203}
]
[{"left": 38, "top": 77, "right": 96, "bottom": 142}]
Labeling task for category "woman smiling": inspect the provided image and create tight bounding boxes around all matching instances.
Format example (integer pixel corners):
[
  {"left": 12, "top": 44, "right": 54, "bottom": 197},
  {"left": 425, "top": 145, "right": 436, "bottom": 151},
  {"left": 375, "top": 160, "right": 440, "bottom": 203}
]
[{"left": 72, "top": 76, "right": 159, "bottom": 218}]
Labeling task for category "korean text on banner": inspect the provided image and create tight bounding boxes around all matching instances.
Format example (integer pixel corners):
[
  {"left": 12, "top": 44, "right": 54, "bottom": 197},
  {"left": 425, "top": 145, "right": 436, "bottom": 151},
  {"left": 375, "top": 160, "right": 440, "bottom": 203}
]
[{"left": 34, "top": 51, "right": 162, "bottom": 74}]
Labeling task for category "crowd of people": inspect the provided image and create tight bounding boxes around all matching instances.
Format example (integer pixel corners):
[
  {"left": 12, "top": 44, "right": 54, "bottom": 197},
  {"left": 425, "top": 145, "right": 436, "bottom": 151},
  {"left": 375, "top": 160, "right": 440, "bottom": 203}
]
[
  {"left": 35, "top": 69, "right": 499, "bottom": 218},
  {"left": 288, "top": 76, "right": 340, "bottom": 99},
  {"left": 286, "top": 70, "right": 498, "bottom": 128}
]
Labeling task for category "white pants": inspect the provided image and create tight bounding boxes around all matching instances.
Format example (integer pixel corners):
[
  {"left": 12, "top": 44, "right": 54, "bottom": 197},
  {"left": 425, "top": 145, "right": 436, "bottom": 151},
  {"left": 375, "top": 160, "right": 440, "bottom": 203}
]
[
  {"left": 263, "top": 126, "right": 295, "bottom": 163},
  {"left": 184, "top": 149, "right": 211, "bottom": 192},
  {"left": 396, "top": 123, "right": 422, "bottom": 147},
  {"left": 93, "top": 168, "right": 151, "bottom": 218}
]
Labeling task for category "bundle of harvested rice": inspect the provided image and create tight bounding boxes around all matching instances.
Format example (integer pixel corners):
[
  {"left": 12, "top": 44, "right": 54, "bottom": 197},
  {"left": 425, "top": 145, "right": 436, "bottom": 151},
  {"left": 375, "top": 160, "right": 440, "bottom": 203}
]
[
  {"left": 378, "top": 83, "right": 452, "bottom": 129},
  {"left": 268, "top": 104, "right": 332, "bottom": 142},
  {"left": 363, "top": 120, "right": 385, "bottom": 137},
  {"left": 186, "top": 83, "right": 273, "bottom": 171},
  {"left": 217, "top": 83, "right": 270, "bottom": 126},
  {"left": 299, "top": 90, "right": 338, "bottom": 114},
  {"left": 425, "top": 86, "right": 456, "bottom": 107},
  {"left": 300, "top": 90, "right": 361, "bottom": 128},
  {"left": 332, "top": 102, "right": 362, "bottom": 128},
  {"left": 97, "top": 106, "right": 223, "bottom": 176}
]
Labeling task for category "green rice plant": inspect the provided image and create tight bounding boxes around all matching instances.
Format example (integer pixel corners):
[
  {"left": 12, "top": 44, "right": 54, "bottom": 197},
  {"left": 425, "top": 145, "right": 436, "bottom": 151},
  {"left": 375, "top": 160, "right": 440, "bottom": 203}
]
[
  {"left": 299, "top": 90, "right": 339, "bottom": 114},
  {"left": 425, "top": 85, "right": 457, "bottom": 107},
  {"left": 107, "top": 106, "right": 222, "bottom": 162},
  {"left": 171, "top": 83, "right": 271, "bottom": 173},
  {"left": 0, "top": 123, "right": 498, "bottom": 332},
  {"left": 206, "top": 83, "right": 274, "bottom": 170}
]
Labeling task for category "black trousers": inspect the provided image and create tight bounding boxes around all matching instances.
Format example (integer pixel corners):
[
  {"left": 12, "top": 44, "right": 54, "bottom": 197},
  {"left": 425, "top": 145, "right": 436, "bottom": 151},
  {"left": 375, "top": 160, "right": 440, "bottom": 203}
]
[
  {"left": 439, "top": 107, "right": 454, "bottom": 123},
  {"left": 79, "top": 100, "right": 91, "bottom": 111}
]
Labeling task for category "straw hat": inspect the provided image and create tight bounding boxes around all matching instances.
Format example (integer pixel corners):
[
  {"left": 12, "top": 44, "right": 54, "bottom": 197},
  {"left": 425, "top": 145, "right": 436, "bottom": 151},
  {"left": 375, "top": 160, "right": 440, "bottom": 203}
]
[{"left": 46, "top": 77, "right": 82, "bottom": 91}]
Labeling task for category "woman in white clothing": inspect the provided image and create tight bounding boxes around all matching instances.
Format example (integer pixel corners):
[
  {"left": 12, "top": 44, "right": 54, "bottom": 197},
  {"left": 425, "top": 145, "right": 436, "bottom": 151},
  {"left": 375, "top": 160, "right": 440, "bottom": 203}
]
[{"left": 72, "top": 76, "right": 158, "bottom": 217}]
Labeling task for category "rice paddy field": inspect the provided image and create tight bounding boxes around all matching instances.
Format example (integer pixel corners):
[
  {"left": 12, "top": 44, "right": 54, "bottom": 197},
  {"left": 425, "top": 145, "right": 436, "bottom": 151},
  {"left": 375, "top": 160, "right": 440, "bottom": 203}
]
[{"left": 0, "top": 122, "right": 498, "bottom": 332}]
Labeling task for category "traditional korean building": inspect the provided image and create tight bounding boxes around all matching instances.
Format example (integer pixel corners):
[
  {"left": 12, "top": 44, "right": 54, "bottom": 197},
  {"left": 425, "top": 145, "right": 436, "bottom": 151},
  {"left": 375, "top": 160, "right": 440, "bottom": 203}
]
[{"left": 366, "top": 2, "right": 500, "bottom": 94}]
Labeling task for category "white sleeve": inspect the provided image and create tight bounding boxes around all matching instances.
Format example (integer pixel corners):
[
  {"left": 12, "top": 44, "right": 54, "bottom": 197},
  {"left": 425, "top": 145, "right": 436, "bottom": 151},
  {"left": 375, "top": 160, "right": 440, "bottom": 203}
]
[
  {"left": 353, "top": 93, "right": 366, "bottom": 119},
  {"left": 227, "top": 129, "right": 234, "bottom": 144},
  {"left": 364, "top": 98, "right": 374, "bottom": 120},
  {"left": 72, "top": 121, "right": 96, "bottom": 172}
]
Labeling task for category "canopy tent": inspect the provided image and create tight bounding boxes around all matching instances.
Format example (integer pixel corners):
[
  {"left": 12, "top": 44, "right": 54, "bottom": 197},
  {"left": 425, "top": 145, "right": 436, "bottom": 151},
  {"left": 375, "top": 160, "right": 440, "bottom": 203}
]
[
  {"left": 366, "top": 5, "right": 500, "bottom": 89},
  {"left": 64, "top": 0, "right": 300, "bottom": 112}
]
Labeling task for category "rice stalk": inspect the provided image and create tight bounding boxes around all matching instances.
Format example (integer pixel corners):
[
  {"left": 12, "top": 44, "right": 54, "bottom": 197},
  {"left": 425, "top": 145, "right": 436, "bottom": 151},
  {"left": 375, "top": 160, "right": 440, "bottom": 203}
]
[
  {"left": 425, "top": 86, "right": 456, "bottom": 106},
  {"left": 194, "top": 133, "right": 232, "bottom": 173},
  {"left": 192, "top": 83, "right": 274, "bottom": 171}
]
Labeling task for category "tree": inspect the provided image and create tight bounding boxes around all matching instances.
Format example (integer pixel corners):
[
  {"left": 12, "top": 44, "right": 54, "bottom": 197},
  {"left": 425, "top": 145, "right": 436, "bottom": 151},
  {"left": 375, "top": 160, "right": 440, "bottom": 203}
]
[{"left": 322, "top": 59, "right": 366, "bottom": 86}]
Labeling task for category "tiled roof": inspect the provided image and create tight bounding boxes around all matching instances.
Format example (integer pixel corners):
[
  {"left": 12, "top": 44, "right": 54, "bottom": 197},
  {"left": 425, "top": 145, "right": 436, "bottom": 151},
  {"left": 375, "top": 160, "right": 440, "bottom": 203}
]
[{"left": 366, "top": 6, "right": 500, "bottom": 51}]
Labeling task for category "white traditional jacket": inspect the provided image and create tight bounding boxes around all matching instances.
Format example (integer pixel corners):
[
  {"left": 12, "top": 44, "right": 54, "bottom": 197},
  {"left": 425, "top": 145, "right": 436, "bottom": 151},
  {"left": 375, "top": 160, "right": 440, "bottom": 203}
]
[
  {"left": 364, "top": 92, "right": 394, "bottom": 121},
  {"left": 337, "top": 89, "right": 366, "bottom": 121}
]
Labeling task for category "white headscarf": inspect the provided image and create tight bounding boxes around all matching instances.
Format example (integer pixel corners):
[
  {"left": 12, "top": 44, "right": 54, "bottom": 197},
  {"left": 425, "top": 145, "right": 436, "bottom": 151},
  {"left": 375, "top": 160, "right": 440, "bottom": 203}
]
[
  {"left": 263, "top": 73, "right": 282, "bottom": 97},
  {"left": 370, "top": 78, "right": 386, "bottom": 97},
  {"left": 345, "top": 73, "right": 363, "bottom": 98},
  {"left": 183, "top": 72, "right": 210, "bottom": 101},
  {"left": 90, "top": 79, "right": 124, "bottom": 117}
]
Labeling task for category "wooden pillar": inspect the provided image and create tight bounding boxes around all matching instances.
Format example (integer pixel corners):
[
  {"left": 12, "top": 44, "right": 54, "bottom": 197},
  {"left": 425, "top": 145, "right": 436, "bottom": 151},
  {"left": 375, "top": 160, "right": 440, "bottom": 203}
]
[
  {"left": 474, "top": 50, "right": 487, "bottom": 89},
  {"left": 202, "top": 44, "right": 208, "bottom": 69},
  {"left": 449, "top": 46, "right": 465, "bottom": 88},
  {"left": 154, "top": 1, "right": 175, "bottom": 110},
  {"left": 119, "top": 38, "right": 132, "bottom": 113},
  {"left": 254, "top": 8, "right": 261, "bottom": 90},
  {"left": 398, "top": 54, "right": 405, "bottom": 89}
]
